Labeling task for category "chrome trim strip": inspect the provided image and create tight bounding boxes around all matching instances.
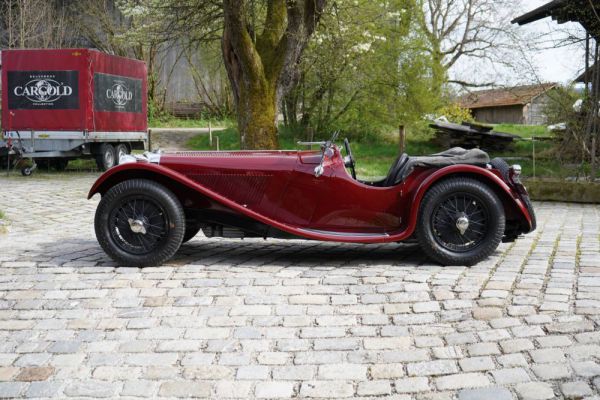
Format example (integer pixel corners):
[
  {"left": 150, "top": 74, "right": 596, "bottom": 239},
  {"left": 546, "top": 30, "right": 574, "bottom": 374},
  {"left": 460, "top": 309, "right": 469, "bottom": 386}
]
[{"left": 299, "top": 228, "right": 389, "bottom": 238}]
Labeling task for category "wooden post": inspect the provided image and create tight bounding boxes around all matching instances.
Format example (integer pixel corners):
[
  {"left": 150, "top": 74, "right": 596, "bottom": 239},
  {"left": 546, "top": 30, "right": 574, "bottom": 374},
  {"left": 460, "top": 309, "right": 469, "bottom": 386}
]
[
  {"left": 399, "top": 125, "right": 406, "bottom": 154},
  {"left": 147, "top": 129, "right": 152, "bottom": 151},
  {"left": 532, "top": 137, "right": 536, "bottom": 179},
  {"left": 209, "top": 120, "right": 213, "bottom": 147},
  {"left": 306, "top": 127, "right": 314, "bottom": 150},
  {"left": 592, "top": 135, "right": 597, "bottom": 181},
  {"left": 216, "top": 136, "right": 220, "bottom": 151}
]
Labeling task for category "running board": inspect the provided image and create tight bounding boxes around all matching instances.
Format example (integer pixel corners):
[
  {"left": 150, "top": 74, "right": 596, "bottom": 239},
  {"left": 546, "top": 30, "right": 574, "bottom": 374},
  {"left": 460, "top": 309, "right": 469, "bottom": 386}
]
[{"left": 298, "top": 228, "right": 389, "bottom": 238}]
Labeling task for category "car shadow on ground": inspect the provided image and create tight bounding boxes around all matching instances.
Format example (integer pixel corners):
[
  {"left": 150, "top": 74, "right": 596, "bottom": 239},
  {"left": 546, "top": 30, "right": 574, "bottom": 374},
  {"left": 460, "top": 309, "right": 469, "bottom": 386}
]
[{"left": 20, "top": 237, "right": 428, "bottom": 268}]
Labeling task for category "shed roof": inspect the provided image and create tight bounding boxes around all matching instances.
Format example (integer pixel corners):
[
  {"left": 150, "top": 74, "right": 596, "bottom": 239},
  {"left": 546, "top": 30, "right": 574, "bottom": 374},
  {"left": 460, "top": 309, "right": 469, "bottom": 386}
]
[
  {"left": 457, "top": 83, "right": 558, "bottom": 109},
  {"left": 576, "top": 64, "right": 597, "bottom": 83},
  {"left": 512, "top": 0, "right": 600, "bottom": 36}
]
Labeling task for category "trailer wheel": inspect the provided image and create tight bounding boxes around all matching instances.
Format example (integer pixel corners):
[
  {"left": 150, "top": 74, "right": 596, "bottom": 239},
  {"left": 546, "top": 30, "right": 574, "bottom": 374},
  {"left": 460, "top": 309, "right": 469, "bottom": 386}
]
[
  {"left": 21, "top": 167, "right": 33, "bottom": 176},
  {"left": 115, "top": 144, "right": 130, "bottom": 165},
  {"left": 96, "top": 144, "right": 116, "bottom": 171}
]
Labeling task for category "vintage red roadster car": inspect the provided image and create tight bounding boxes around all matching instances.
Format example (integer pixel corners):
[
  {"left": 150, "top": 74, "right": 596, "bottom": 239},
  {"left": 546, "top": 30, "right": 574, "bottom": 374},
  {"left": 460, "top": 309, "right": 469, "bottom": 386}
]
[{"left": 88, "top": 133, "right": 536, "bottom": 267}]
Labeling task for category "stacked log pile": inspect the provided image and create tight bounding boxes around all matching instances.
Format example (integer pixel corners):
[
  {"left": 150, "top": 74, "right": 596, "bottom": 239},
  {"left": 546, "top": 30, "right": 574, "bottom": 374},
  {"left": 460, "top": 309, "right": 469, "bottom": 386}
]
[{"left": 430, "top": 121, "right": 520, "bottom": 151}]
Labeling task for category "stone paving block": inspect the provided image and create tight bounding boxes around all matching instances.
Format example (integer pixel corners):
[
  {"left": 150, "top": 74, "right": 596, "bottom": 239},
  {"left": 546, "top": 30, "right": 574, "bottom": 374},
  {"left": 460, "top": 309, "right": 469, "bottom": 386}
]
[
  {"left": 434, "top": 372, "right": 490, "bottom": 390},
  {"left": 272, "top": 366, "right": 315, "bottom": 380},
  {"left": 370, "top": 363, "right": 405, "bottom": 379},
  {"left": 158, "top": 381, "right": 211, "bottom": 398},
  {"left": 497, "top": 353, "right": 528, "bottom": 368},
  {"left": 300, "top": 381, "right": 354, "bottom": 398},
  {"left": 459, "top": 356, "right": 495, "bottom": 372},
  {"left": 490, "top": 368, "right": 531, "bottom": 384},
  {"left": 457, "top": 387, "right": 513, "bottom": 400},
  {"left": 318, "top": 364, "right": 367, "bottom": 380},
  {"left": 0, "top": 382, "right": 27, "bottom": 398},
  {"left": 394, "top": 377, "right": 431, "bottom": 393},
  {"left": 529, "top": 348, "right": 565, "bottom": 364},
  {"left": 357, "top": 380, "right": 391, "bottom": 396},
  {"left": 531, "top": 363, "right": 571, "bottom": 380},
  {"left": 25, "top": 381, "right": 62, "bottom": 398},
  {"left": 571, "top": 360, "right": 600, "bottom": 377},
  {"left": 14, "top": 366, "right": 54, "bottom": 381},
  {"left": 515, "top": 382, "right": 556, "bottom": 400},
  {"left": 407, "top": 360, "right": 459, "bottom": 376},
  {"left": 120, "top": 380, "right": 157, "bottom": 397},
  {"left": 236, "top": 365, "right": 269, "bottom": 380},
  {"left": 64, "top": 380, "right": 118, "bottom": 398},
  {"left": 560, "top": 381, "right": 593, "bottom": 399},
  {"left": 213, "top": 381, "right": 253, "bottom": 398}
]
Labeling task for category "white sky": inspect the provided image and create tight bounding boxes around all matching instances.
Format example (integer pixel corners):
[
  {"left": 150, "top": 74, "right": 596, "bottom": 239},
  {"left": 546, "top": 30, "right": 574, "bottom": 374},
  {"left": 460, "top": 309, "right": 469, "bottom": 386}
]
[
  {"left": 519, "top": 0, "right": 587, "bottom": 84},
  {"left": 450, "top": 0, "right": 587, "bottom": 87}
]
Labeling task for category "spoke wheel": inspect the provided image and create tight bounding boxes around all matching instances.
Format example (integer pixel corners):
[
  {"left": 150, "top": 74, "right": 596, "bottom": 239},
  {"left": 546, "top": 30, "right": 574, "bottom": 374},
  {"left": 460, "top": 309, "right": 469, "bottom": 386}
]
[
  {"left": 95, "top": 179, "right": 185, "bottom": 267},
  {"left": 108, "top": 196, "right": 169, "bottom": 255},
  {"left": 416, "top": 177, "right": 505, "bottom": 266},
  {"left": 431, "top": 193, "right": 489, "bottom": 252}
]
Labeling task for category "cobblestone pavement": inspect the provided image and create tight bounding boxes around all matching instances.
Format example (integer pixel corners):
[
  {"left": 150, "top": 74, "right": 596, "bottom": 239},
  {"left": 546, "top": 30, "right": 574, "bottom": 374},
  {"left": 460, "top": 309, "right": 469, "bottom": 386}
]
[{"left": 0, "top": 173, "right": 599, "bottom": 399}]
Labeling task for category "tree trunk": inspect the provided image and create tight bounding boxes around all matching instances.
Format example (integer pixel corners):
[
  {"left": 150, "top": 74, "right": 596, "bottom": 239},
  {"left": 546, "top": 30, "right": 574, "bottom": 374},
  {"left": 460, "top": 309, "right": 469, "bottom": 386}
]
[
  {"left": 221, "top": 0, "right": 325, "bottom": 150},
  {"left": 237, "top": 80, "right": 279, "bottom": 149}
]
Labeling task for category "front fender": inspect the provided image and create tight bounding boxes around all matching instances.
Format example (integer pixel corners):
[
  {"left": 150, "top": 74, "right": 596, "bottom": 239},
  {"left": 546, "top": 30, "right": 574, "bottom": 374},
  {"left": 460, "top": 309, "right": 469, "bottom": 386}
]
[{"left": 403, "top": 165, "right": 533, "bottom": 235}]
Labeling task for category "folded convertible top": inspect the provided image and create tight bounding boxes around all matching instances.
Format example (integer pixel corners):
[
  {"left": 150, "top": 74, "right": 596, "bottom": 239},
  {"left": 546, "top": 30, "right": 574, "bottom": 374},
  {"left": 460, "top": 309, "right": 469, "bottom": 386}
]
[{"left": 399, "top": 147, "right": 490, "bottom": 181}]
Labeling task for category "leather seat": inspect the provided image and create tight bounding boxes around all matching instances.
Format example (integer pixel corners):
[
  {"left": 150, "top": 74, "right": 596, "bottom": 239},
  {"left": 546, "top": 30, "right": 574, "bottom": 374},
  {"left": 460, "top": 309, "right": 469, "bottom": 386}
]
[{"left": 382, "top": 153, "right": 409, "bottom": 187}]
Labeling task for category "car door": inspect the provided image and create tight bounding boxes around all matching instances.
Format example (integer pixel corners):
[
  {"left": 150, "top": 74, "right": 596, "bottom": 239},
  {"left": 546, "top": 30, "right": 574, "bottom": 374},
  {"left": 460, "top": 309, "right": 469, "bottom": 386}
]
[{"left": 279, "top": 149, "right": 403, "bottom": 233}]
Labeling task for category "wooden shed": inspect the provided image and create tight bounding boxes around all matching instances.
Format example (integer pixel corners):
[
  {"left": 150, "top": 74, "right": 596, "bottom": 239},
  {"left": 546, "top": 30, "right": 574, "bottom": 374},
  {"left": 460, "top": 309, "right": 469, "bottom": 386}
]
[{"left": 457, "top": 83, "right": 558, "bottom": 125}]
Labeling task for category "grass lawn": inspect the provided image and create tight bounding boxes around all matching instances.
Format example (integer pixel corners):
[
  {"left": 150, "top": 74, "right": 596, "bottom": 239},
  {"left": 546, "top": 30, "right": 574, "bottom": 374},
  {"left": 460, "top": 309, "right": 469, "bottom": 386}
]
[
  {"left": 186, "top": 123, "right": 581, "bottom": 180},
  {"left": 148, "top": 116, "right": 234, "bottom": 129}
]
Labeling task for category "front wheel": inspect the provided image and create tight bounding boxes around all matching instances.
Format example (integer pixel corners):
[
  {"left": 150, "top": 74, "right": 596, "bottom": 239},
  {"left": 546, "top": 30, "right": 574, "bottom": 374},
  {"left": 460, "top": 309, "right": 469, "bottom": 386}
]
[
  {"left": 94, "top": 179, "right": 185, "bottom": 267},
  {"left": 416, "top": 177, "right": 505, "bottom": 266}
]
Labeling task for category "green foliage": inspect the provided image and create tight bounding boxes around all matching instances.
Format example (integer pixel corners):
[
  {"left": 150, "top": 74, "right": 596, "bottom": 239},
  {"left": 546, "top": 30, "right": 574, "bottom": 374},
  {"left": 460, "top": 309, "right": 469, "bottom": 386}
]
[
  {"left": 541, "top": 86, "right": 587, "bottom": 163},
  {"left": 493, "top": 124, "right": 549, "bottom": 138},
  {"left": 438, "top": 104, "right": 474, "bottom": 124},
  {"left": 283, "top": 0, "right": 439, "bottom": 142}
]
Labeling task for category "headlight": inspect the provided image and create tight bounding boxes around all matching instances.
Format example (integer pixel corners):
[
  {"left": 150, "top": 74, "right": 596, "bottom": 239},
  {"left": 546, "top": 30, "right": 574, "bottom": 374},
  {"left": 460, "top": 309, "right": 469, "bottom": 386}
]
[{"left": 512, "top": 164, "right": 521, "bottom": 177}]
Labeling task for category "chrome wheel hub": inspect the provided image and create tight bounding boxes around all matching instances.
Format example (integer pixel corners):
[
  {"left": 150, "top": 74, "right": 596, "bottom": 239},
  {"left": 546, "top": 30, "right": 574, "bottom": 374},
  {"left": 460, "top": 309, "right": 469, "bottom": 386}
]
[
  {"left": 128, "top": 218, "right": 147, "bottom": 235},
  {"left": 456, "top": 216, "right": 469, "bottom": 235}
]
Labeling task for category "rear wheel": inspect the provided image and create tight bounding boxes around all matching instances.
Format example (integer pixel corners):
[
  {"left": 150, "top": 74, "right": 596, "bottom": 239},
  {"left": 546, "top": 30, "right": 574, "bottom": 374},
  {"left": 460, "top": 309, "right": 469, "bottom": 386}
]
[
  {"left": 416, "top": 177, "right": 505, "bottom": 266},
  {"left": 96, "top": 143, "right": 116, "bottom": 171},
  {"left": 94, "top": 179, "right": 185, "bottom": 267}
]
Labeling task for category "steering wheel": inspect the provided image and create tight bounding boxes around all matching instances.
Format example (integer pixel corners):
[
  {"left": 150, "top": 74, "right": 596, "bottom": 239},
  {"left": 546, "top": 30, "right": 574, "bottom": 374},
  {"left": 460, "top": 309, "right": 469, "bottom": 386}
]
[{"left": 343, "top": 138, "right": 357, "bottom": 180}]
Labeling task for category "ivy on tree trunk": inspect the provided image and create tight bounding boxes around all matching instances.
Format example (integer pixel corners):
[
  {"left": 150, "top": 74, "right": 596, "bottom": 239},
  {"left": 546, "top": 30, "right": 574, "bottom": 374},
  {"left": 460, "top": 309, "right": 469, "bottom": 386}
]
[{"left": 222, "top": 0, "right": 325, "bottom": 149}]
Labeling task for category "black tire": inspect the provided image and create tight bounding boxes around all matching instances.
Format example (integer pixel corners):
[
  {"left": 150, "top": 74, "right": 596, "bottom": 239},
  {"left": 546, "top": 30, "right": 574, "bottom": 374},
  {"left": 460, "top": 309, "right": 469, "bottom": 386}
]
[
  {"left": 94, "top": 179, "right": 185, "bottom": 267},
  {"left": 115, "top": 144, "right": 129, "bottom": 165},
  {"left": 416, "top": 177, "right": 505, "bottom": 266},
  {"left": 96, "top": 143, "right": 116, "bottom": 171},
  {"left": 182, "top": 220, "right": 202, "bottom": 243},
  {"left": 21, "top": 167, "right": 32, "bottom": 176}
]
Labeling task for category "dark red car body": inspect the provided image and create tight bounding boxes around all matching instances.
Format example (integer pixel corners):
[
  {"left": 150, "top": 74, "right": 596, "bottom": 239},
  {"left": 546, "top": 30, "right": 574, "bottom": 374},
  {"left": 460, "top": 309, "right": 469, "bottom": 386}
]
[{"left": 88, "top": 147, "right": 534, "bottom": 244}]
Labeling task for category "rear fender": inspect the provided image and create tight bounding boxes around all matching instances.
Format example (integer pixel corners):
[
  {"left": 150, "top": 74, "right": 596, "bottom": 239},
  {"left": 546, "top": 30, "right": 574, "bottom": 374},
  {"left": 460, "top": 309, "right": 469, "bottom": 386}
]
[{"left": 405, "top": 165, "right": 533, "bottom": 235}]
